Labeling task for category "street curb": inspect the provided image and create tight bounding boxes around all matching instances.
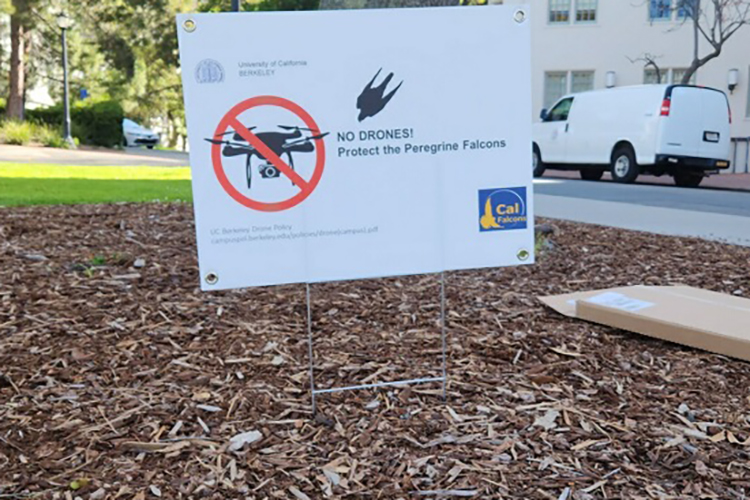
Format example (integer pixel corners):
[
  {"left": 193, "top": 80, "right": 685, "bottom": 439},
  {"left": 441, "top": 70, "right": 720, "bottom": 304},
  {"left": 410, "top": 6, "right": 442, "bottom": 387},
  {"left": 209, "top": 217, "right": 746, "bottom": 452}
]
[{"left": 543, "top": 175, "right": 750, "bottom": 194}]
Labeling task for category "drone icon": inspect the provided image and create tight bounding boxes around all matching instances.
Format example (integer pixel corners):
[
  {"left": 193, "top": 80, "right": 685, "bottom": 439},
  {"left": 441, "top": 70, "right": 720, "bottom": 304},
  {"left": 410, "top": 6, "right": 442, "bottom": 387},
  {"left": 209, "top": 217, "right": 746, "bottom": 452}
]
[{"left": 205, "top": 125, "right": 329, "bottom": 189}]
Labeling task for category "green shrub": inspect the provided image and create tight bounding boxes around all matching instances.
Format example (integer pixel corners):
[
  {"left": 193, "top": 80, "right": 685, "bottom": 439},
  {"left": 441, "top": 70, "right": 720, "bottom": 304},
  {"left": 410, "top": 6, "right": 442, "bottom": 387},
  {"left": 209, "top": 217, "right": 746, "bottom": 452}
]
[
  {"left": 76, "top": 100, "right": 124, "bottom": 148},
  {"left": 0, "top": 119, "right": 68, "bottom": 148},
  {"left": 32, "top": 123, "right": 67, "bottom": 148},
  {"left": 26, "top": 105, "right": 61, "bottom": 126},
  {"left": 27, "top": 100, "right": 124, "bottom": 148},
  {"left": 1, "top": 120, "right": 33, "bottom": 145}
]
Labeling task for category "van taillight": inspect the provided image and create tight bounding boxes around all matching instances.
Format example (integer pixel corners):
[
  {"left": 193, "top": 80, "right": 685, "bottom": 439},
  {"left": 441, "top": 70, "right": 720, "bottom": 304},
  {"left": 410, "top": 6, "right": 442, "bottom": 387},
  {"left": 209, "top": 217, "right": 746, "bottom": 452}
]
[{"left": 660, "top": 98, "right": 671, "bottom": 116}]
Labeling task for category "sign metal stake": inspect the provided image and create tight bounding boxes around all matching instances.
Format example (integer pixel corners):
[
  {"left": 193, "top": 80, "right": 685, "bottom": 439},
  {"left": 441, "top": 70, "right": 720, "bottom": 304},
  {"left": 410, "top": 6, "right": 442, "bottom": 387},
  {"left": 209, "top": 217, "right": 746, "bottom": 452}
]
[
  {"left": 306, "top": 283, "right": 317, "bottom": 416},
  {"left": 305, "top": 273, "right": 448, "bottom": 417},
  {"left": 441, "top": 271, "right": 448, "bottom": 401}
]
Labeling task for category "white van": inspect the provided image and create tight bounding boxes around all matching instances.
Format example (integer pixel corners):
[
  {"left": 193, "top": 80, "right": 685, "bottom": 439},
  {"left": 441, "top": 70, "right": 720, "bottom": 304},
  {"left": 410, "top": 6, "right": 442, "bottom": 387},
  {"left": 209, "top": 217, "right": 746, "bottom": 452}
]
[{"left": 532, "top": 85, "right": 732, "bottom": 187}]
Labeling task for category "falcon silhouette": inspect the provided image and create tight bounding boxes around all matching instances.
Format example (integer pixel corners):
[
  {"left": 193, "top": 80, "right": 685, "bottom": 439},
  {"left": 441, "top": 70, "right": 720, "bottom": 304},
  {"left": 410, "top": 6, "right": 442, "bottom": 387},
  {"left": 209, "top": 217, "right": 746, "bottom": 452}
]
[{"left": 356, "top": 69, "right": 403, "bottom": 122}]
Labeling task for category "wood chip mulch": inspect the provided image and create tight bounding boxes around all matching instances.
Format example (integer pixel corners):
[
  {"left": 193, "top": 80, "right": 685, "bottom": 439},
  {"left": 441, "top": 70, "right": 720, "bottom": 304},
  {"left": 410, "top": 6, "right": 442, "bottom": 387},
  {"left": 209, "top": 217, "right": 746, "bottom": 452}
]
[{"left": 1, "top": 202, "right": 750, "bottom": 500}]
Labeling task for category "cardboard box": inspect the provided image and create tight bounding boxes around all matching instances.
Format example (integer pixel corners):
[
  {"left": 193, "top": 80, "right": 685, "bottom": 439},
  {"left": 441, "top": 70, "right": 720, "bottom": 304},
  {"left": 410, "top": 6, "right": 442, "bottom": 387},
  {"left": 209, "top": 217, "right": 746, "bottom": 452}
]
[{"left": 540, "top": 286, "right": 750, "bottom": 361}]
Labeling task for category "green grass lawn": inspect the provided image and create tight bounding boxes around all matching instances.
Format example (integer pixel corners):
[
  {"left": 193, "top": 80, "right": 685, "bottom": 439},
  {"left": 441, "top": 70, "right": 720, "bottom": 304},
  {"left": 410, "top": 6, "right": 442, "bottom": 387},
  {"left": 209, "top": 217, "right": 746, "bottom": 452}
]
[{"left": 0, "top": 163, "right": 193, "bottom": 206}]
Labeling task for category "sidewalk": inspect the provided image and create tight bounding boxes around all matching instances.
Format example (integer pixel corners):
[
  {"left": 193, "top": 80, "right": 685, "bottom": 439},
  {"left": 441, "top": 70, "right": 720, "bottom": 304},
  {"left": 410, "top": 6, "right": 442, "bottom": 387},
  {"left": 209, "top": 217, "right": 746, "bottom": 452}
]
[
  {"left": 546, "top": 170, "right": 750, "bottom": 192},
  {"left": 0, "top": 144, "right": 188, "bottom": 167},
  {"left": 536, "top": 193, "right": 750, "bottom": 247}
]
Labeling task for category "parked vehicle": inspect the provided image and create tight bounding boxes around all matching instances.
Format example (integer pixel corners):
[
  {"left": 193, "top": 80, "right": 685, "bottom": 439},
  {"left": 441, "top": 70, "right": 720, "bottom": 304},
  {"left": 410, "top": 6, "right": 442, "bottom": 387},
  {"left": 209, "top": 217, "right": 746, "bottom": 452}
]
[
  {"left": 533, "top": 85, "right": 732, "bottom": 187},
  {"left": 123, "top": 119, "right": 160, "bottom": 149}
]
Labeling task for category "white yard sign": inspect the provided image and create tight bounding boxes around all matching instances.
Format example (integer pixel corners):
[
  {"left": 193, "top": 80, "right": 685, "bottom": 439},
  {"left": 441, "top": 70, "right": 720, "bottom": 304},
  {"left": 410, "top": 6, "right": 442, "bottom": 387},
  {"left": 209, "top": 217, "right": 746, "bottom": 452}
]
[{"left": 177, "top": 6, "right": 533, "bottom": 291}]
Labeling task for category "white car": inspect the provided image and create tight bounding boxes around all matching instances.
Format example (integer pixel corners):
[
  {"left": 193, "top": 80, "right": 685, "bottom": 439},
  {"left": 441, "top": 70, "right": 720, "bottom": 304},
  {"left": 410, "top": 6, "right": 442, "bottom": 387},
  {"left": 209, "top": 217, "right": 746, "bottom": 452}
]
[
  {"left": 123, "top": 119, "right": 160, "bottom": 149},
  {"left": 533, "top": 84, "right": 732, "bottom": 187}
]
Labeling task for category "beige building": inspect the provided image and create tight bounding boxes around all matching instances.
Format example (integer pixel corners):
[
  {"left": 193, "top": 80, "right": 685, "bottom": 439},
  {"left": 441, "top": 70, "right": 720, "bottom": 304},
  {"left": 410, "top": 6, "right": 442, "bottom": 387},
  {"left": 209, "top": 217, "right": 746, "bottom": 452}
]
[{"left": 515, "top": 0, "right": 750, "bottom": 171}]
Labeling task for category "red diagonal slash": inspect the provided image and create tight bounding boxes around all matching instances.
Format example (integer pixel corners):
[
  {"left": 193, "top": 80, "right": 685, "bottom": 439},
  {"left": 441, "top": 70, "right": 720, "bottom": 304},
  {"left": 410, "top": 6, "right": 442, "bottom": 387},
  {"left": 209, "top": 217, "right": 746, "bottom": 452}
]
[
  {"left": 211, "top": 96, "right": 326, "bottom": 212},
  {"left": 228, "top": 117, "right": 309, "bottom": 190}
]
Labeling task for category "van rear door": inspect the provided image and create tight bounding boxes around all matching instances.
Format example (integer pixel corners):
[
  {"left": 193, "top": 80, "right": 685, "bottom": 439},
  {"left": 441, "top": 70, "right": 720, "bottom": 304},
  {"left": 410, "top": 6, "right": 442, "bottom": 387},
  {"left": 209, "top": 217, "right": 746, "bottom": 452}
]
[
  {"left": 697, "top": 89, "right": 731, "bottom": 161},
  {"left": 659, "top": 86, "right": 730, "bottom": 161},
  {"left": 660, "top": 86, "right": 702, "bottom": 158}
]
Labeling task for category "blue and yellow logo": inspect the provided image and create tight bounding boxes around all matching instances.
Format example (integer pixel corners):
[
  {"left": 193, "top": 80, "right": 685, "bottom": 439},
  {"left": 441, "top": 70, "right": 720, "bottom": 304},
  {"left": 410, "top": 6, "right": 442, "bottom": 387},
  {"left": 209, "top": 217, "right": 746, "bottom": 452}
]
[{"left": 478, "top": 187, "right": 528, "bottom": 232}]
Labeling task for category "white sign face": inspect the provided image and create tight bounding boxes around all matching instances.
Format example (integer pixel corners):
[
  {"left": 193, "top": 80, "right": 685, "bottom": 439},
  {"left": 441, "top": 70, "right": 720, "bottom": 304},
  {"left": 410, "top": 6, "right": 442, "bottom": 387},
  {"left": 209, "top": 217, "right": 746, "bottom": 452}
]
[{"left": 177, "top": 6, "right": 533, "bottom": 291}]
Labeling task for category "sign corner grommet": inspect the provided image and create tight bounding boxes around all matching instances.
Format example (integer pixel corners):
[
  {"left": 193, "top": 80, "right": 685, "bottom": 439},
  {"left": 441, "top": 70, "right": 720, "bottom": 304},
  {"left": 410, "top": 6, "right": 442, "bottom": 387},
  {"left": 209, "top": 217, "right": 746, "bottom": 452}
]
[
  {"left": 183, "top": 18, "right": 197, "bottom": 33},
  {"left": 516, "top": 249, "right": 530, "bottom": 262}
]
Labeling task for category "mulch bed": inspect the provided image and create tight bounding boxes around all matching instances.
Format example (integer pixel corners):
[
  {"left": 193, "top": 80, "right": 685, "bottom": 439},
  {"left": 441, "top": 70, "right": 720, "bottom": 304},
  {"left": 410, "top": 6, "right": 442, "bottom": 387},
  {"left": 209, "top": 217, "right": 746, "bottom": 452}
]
[{"left": 1, "top": 202, "right": 750, "bottom": 500}]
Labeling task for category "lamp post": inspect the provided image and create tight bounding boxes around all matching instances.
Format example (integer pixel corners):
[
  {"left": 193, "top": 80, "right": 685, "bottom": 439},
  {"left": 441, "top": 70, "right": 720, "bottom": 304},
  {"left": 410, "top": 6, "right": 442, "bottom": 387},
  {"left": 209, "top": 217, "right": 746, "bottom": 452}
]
[{"left": 56, "top": 12, "right": 75, "bottom": 149}]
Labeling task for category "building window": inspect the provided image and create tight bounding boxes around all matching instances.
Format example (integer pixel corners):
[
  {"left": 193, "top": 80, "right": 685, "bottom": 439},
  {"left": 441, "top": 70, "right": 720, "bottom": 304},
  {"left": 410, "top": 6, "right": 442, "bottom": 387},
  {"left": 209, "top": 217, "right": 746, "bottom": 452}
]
[
  {"left": 676, "top": 0, "right": 697, "bottom": 18},
  {"left": 549, "top": 0, "right": 571, "bottom": 23},
  {"left": 649, "top": 0, "right": 672, "bottom": 20},
  {"left": 644, "top": 68, "right": 663, "bottom": 84},
  {"left": 544, "top": 72, "right": 568, "bottom": 108},
  {"left": 544, "top": 71, "right": 595, "bottom": 109},
  {"left": 575, "top": 0, "right": 597, "bottom": 22},
  {"left": 643, "top": 68, "right": 695, "bottom": 84},
  {"left": 549, "top": 0, "right": 597, "bottom": 24},
  {"left": 571, "top": 71, "right": 595, "bottom": 93}
]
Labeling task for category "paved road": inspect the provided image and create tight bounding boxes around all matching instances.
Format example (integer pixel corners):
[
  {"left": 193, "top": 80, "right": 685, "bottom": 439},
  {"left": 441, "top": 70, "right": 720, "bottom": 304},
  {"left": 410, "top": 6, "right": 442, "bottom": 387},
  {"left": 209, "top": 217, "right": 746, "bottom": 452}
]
[
  {"left": 535, "top": 178, "right": 750, "bottom": 246},
  {"left": 546, "top": 170, "right": 750, "bottom": 192},
  {"left": 0, "top": 145, "right": 189, "bottom": 167}
]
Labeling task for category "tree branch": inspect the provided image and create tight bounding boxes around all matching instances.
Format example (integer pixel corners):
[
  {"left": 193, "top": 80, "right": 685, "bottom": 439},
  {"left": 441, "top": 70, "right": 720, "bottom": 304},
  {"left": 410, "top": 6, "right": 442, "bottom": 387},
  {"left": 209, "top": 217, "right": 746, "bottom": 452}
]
[{"left": 627, "top": 53, "right": 664, "bottom": 83}]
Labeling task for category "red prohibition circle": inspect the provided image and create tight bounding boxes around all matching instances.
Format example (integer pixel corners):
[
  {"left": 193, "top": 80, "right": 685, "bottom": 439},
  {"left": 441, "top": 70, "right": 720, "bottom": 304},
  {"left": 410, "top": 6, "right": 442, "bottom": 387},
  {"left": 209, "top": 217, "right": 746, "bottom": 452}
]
[{"left": 211, "top": 96, "right": 326, "bottom": 212}]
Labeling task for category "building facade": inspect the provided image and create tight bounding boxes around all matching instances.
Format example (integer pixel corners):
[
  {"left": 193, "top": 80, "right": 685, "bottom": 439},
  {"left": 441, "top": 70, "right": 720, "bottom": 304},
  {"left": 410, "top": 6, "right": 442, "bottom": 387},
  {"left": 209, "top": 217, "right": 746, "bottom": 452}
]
[{"left": 517, "top": 0, "right": 750, "bottom": 144}]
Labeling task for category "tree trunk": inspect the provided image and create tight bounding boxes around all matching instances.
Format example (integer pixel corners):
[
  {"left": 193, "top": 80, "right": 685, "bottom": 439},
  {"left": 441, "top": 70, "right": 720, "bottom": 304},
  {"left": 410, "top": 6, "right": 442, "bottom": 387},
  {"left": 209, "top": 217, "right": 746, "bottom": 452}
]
[
  {"left": 7, "top": 12, "right": 25, "bottom": 120},
  {"left": 681, "top": 58, "right": 700, "bottom": 84}
]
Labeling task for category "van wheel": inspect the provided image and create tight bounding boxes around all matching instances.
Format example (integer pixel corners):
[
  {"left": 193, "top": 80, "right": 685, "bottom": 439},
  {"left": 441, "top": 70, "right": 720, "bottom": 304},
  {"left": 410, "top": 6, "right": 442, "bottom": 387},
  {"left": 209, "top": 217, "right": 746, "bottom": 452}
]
[
  {"left": 610, "top": 147, "right": 639, "bottom": 183},
  {"left": 674, "top": 172, "right": 703, "bottom": 187},
  {"left": 580, "top": 168, "right": 604, "bottom": 181},
  {"left": 533, "top": 145, "right": 545, "bottom": 178}
]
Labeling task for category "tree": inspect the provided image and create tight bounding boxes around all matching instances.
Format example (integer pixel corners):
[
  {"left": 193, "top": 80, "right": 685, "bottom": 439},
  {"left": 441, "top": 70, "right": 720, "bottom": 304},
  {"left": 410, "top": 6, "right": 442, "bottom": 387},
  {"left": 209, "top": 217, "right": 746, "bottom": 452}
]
[
  {"left": 678, "top": 0, "right": 750, "bottom": 83},
  {"left": 628, "top": 52, "right": 664, "bottom": 83},
  {"left": 3, "top": 0, "right": 321, "bottom": 146},
  {"left": 319, "top": 0, "right": 453, "bottom": 9},
  {"left": 58, "top": 0, "right": 194, "bottom": 146},
  {"left": 6, "top": 0, "right": 32, "bottom": 120},
  {"left": 4, "top": 0, "right": 67, "bottom": 120},
  {"left": 200, "top": 0, "right": 320, "bottom": 12}
]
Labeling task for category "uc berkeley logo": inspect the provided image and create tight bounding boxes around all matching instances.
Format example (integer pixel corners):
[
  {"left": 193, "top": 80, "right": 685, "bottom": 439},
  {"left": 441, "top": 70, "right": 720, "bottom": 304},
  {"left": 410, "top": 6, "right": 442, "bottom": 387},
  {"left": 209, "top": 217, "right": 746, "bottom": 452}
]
[
  {"left": 195, "top": 59, "right": 225, "bottom": 84},
  {"left": 478, "top": 187, "right": 528, "bottom": 232}
]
